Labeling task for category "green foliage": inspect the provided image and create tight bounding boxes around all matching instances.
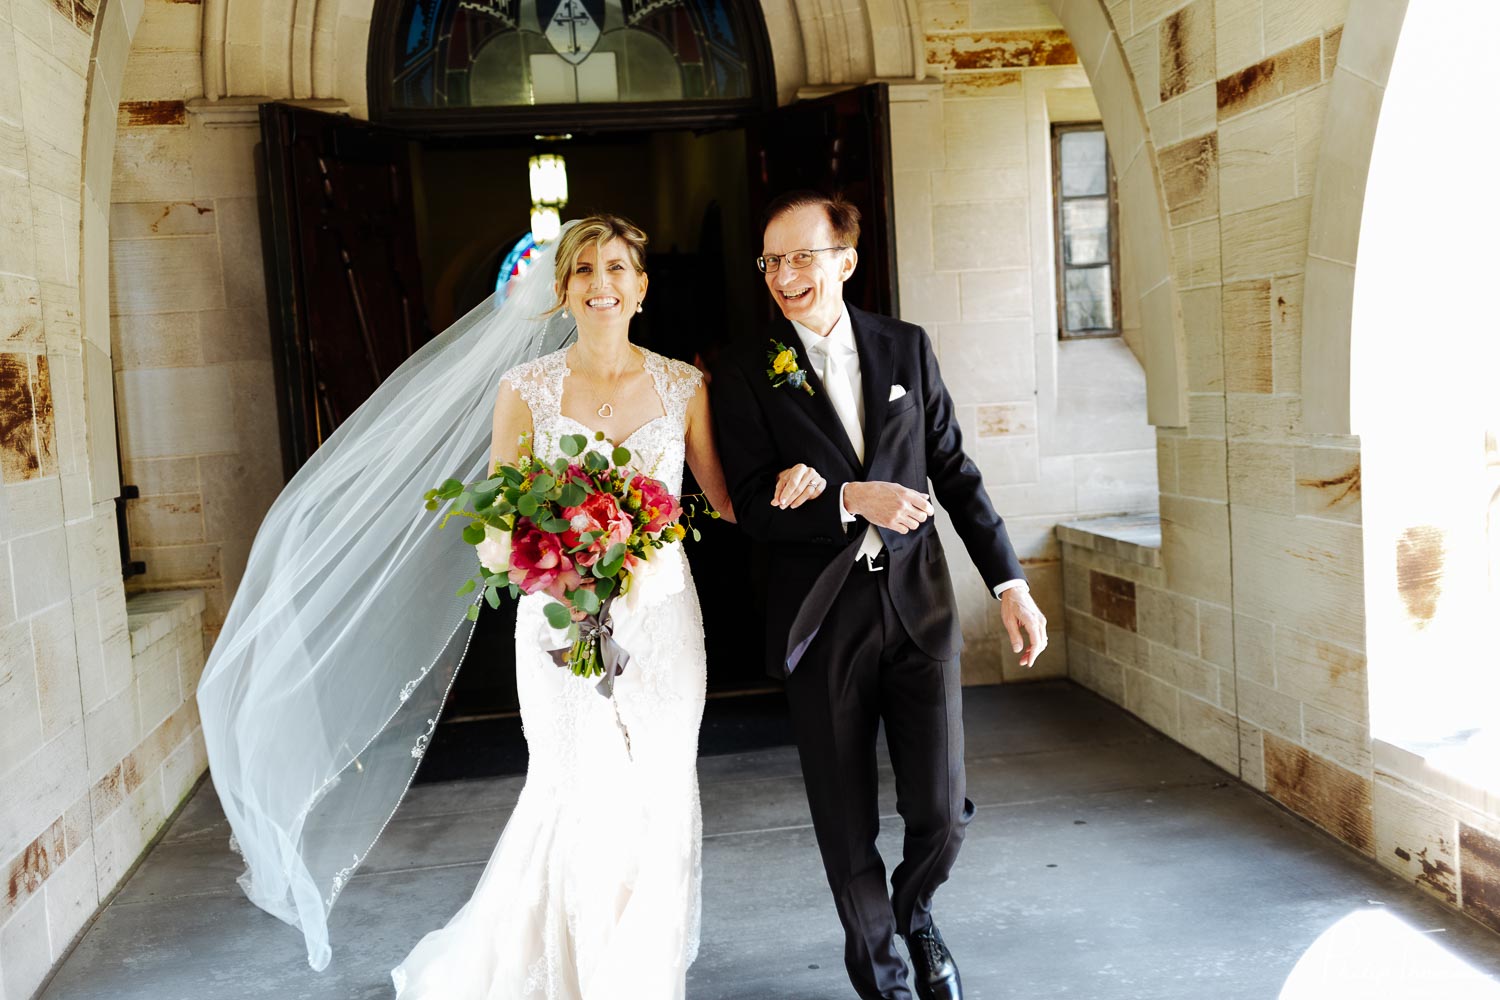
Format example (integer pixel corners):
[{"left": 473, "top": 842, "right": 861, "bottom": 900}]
[
  {"left": 611, "top": 446, "right": 631, "bottom": 467},
  {"left": 462, "top": 522, "right": 486, "bottom": 545},
  {"left": 543, "top": 602, "right": 572, "bottom": 629},
  {"left": 455, "top": 578, "right": 476, "bottom": 596},
  {"left": 560, "top": 434, "right": 586, "bottom": 457}
]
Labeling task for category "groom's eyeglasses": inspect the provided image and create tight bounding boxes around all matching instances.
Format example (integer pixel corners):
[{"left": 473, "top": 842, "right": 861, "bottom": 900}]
[{"left": 756, "top": 247, "right": 849, "bottom": 274}]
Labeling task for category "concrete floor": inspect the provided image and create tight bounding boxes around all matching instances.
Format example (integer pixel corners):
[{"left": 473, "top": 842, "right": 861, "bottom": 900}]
[{"left": 36, "top": 681, "right": 1500, "bottom": 1000}]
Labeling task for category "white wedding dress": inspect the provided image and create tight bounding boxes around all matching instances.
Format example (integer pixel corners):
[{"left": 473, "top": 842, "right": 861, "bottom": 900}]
[{"left": 392, "top": 348, "right": 708, "bottom": 999}]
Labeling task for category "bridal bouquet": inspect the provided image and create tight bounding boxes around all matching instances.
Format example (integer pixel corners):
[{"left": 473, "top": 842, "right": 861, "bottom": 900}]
[{"left": 424, "top": 431, "right": 709, "bottom": 687}]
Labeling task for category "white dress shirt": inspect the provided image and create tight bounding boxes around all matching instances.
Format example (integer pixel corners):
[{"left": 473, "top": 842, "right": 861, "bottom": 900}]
[{"left": 789, "top": 305, "right": 1027, "bottom": 600}]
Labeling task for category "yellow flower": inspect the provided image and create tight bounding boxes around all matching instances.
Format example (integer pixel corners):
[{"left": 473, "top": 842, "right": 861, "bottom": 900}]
[{"left": 773, "top": 349, "right": 796, "bottom": 374}]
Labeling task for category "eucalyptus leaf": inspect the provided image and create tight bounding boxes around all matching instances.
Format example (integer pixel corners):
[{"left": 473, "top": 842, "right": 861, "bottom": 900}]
[
  {"left": 573, "top": 587, "right": 601, "bottom": 614},
  {"left": 462, "top": 523, "right": 486, "bottom": 545},
  {"left": 584, "top": 451, "right": 608, "bottom": 473},
  {"left": 540, "top": 517, "right": 571, "bottom": 533},
  {"left": 466, "top": 603, "right": 480, "bottom": 621},
  {"left": 594, "top": 577, "right": 615, "bottom": 601},
  {"left": 532, "top": 472, "right": 556, "bottom": 494},
  {"left": 517, "top": 494, "right": 540, "bottom": 517},
  {"left": 560, "top": 434, "right": 586, "bottom": 457},
  {"left": 544, "top": 602, "right": 572, "bottom": 629},
  {"left": 557, "top": 483, "right": 586, "bottom": 507},
  {"left": 485, "top": 585, "right": 501, "bottom": 609},
  {"left": 456, "top": 578, "right": 477, "bottom": 596},
  {"left": 611, "top": 446, "right": 631, "bottom": 467}
]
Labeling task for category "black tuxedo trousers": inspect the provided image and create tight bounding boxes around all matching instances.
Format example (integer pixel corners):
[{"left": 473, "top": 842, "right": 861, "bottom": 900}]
[
  {"left": 712, "top": 304, "right": 1025, "bottom": 1000},
  {"left": 786, "top": 561, "right": 975, "bottom": 1000}
]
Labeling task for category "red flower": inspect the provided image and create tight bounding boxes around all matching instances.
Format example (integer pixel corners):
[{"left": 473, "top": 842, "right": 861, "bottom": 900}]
[
  {"left": 508, "top": 518, "right": 578, "bottom": 596},
  {"left": 631, "top": 473, "right": 681, "bottom": 535},
  {"left": 561, "top": 490, "right": 632, "bottom": 567}
]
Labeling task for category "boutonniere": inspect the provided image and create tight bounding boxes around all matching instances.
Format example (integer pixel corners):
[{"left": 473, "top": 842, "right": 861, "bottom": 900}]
[{"left": 766, "top": 339, "right": 814, "bottom": 395}]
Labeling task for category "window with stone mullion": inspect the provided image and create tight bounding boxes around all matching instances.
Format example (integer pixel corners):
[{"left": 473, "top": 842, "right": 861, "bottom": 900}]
[{"left": 1053, "top": 123, "right": 1120, "bottom": 339}]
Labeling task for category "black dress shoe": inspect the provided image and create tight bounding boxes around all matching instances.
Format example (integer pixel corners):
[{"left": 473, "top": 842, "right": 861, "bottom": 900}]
[{"left": 907, "top": 924, "right": 962, "bottom": 1000}]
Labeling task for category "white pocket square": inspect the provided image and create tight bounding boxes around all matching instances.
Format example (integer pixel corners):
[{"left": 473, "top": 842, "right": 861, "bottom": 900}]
[{"left": 888, "top": 384, "right": 907, "bottom": 402}]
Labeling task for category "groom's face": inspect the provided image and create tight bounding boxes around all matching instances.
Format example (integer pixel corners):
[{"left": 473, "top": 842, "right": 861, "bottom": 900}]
[{"left": 762, "top": 204, "right": 856, "bottom": 336}]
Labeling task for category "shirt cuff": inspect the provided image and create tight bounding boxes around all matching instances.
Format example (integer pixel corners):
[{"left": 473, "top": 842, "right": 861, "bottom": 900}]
[
  {"left": 992, "top": 579, "right": 1028, "bottom": 600},
  {"left": 837, "top": 482, "right": 858, "bottom": 524}
]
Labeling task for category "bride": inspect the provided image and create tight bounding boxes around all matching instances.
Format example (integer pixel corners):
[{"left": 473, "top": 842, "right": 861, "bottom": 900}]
[
  {"left": 394, "top": 215, "right": 748, "bottom": 998},
  {"left": 196, "top": 213, "right": 827, "bottom": 998}
]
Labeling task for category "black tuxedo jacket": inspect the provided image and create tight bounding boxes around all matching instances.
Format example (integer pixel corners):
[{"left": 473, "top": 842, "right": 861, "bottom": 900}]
[{"left": 711, "top": 303, "right": 1027, "bottom": 678}]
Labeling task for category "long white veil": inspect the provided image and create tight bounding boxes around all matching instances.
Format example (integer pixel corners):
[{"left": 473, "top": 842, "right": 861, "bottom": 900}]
[{"left": 197, "top": 227, "right": 576, "bottom": 971}]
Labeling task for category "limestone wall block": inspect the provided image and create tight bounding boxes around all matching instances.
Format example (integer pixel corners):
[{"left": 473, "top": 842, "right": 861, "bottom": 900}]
[
  {"left": 1216, "top": 36, "right": 1321, "bottom": 122},
  {"left": 959, "top": 268, "right": 1031, "bottom": 319},
  {"left": 1220, "top": 195, "right": 1311, "bottom": 281},
  {"left": 1179, "top": 692, "right": 1238, "bottom": 772},
  {"left": 111, "top": 126, "right": 193, "bottom": 202},
  {"left": 41, "top": 836, "right": 97, "bottom": 968},
  {"left": 1074, "top": 449, "right": 1159, "bottom": 512},
  {"left": 1197, "top": 600, "right": 1231, "bottom": 667},
  {"left": 1132, "top": 0, "right": 1193, "bottom": 31},
  {"left": 1169, "top": 215, "right": 1219, "bottom": 288},
  {"left": 1158, "top": 131, "right": 1218, "bottom": 226},
  {"left": 1160, "top": 492, "right": 1230, "bottom": 603},
  {"left": 1, "top": 889, "right": 51, "bottom": 1000},
  {"left": 1302, "top": 701, "right": 1371, "bottom": 773},
  {"left": 1273, "top": 624, "right": 1367, "bottom": 723},
  {"left": 1146, "top": 640, "right": 1217, "bottom": 700},
  {"left": 1231, "top": 506, "right": 1364, "bottom": 647},
  {"left": 110, "top": 311, "right": 202, "bottom": 370},
  {"left": 942, "top": 96, "right": 1027, "bottom": 170},
  {"left": 114, "top": 365, "right": 235, "bottom": 459},
  {"left": 1213, "top": 0, "right": 1264, "bottom": 75},
  {"left": 1136, "top": 582, "right": 1198, "bottom": 652},
  {"left": 1294, "top": 445, "right": 1360, "bottom": 523},
  {"left": 1226, "top": 439, "right": 1295, "bottom": 514},
  {"left": 12, "top": 526, "right": 69, "bottom": 617},
  {"left": 1158, "top": 0, "right": 1213, "bottom": 102},
  {"left": 1262, "top": 0, "right": 1345, "bottom": 54},
  {"left": 1371, "top": 776, "right": 1459, "bottom": 905},
  {"left": 1264, "top": 730, "right": 1374, "bottom": 854},
  {"left": 15, "top": 33, "right": 85, "bottom": 157},
  {"left": 1306, "top": 67, "right": 1382, "bottom": 265},
  {"left": 936, "top": 322, "right": 1032, "bottom": 401},
  {"left": 1124, "top": 665, "right": 1181, "bottom": 738},
  {"left": 32, "top": 602, "right": 81, "bottom": 741},
  {"left": 1155, "top": 432, "right": 1178, "bottom": 493},
  {"left": 902, "top": 272, "right": 960, "bottom": 330},
  {"left": 1219, "top": 99, "right": 1297, "bottom": 215},
  {"left": 1120, "top": 25, "right": 1159, "bottom": 110},
  {"left": 1173, "top": 436, "right": 1226, "bottom": 501}
]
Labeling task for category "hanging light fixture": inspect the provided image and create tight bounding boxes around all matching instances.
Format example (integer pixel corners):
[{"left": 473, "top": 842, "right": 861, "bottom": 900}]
[{"left": 528, "top": 152, "right": 568, "bottom": 243}]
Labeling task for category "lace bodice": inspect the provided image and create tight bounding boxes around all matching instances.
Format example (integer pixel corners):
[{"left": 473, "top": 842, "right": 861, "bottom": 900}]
[{"left": 501, "top": 347, "right": 702, "bottom": 495}]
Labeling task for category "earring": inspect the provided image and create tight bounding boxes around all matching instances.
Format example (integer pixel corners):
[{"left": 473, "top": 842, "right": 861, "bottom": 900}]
[
  {"left": 561, "top": 308, "right": 568, "bottom": 318},
  {"left": 636, "top": 302, "right": 644, "bottom": 314}
]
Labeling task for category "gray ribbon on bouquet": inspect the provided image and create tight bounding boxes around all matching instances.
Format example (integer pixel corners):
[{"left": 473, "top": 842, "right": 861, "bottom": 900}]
[{"left": 546, "top": 594, "right": 634, "bottom": 757}]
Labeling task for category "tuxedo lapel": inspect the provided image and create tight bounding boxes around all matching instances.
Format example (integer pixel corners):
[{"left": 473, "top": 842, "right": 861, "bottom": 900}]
[
  {"left": 772, "top": 321, "right": 862, "bottom": 472},
  {"left": 850, "top": 307, "right": 893, "bottom": 473}
]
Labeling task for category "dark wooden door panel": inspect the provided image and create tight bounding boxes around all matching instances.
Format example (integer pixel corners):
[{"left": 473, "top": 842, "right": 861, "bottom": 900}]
[{"left": 259, "top": 103, "right": 430, "bottom": 472}]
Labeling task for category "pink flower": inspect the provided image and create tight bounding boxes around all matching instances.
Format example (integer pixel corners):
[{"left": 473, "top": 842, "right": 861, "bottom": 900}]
[
  {"left": 507, "top": 518, "right": 577, "bottom": 596},
  {"left": 631, "top": 474, "right": 681, "bottom": 535},
  {"left": 560, "top": 491, "right": 632, "bottom": 567}
]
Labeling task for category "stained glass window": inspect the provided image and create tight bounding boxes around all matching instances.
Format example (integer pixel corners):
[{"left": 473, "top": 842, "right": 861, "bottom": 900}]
[
  {"left": 498, "top": 233, "right": 542, "bottom": 297},
  {"left": 386, "top": 0, "right": 757, "bottom": 110}
]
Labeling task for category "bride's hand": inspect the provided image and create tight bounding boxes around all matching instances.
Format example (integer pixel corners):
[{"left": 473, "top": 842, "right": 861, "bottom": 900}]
[{"left": 772, "top": 464, "right": 827, "bottom": 509}]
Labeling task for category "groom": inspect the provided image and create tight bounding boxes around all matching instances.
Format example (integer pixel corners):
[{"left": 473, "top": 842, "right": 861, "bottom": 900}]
[{"left": 711, "top": 192, "right": 1048, "bottom": 1000}]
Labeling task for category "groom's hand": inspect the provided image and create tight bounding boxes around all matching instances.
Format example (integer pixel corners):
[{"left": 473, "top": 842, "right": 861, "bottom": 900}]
[
  {"left": 843, "top": 481, "right": 934, "bottom": 533},
  {"left": 1001, "top": 587, "right": 1048, "bottom": 668}
]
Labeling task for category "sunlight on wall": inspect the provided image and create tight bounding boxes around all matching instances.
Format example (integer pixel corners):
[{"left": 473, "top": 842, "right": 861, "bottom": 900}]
[
  {"left": 1279, "top": 909, "right": 1500, "bottom": 999},
  {"left": 1351, "top": 0, "right": 1500, "bottom": 763}
]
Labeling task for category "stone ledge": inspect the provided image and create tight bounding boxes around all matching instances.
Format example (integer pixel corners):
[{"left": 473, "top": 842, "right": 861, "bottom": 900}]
[
  {"left": 1057, "top": 513, "right": 1162, "bottom": 569},
  {"left": 126, "top": 589, "right": 207, "bottom": 657}
]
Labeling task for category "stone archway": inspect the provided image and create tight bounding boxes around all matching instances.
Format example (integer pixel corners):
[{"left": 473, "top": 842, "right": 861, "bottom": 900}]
[{"left": 1300, "top": 0, "right": 1407, "bottom": 437}]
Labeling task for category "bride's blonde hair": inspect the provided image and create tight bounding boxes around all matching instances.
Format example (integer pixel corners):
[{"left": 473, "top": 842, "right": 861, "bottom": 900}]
[{"left": 548, "top": 214, "right": 649, "bottom": 316}]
